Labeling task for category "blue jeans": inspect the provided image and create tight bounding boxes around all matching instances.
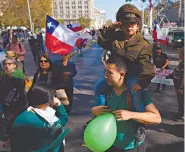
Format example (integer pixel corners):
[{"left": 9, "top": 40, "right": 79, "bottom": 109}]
[
  {"left": 78, "top": 48, "right": 82, "bottom": 58},
  {"left": 94, "top": 77, "right": 145, "bottom": 112}
]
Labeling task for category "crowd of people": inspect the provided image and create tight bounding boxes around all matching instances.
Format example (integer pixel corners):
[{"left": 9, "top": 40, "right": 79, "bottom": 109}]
[{"left": 0, "top": 3, "right": 184, "bottom": 152}]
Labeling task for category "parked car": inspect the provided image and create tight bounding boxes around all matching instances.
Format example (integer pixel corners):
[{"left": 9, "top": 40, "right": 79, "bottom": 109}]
[{"left": 167, "top": 30, "right": 184, "bottom": 48}]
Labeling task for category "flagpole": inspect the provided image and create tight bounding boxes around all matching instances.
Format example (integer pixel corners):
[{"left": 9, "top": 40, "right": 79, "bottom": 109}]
[
  {"left": 149, "top": 7, "right": 153, "bottom": 33},
  {"left": 141, "top": 0, "right": 145, "bottom": 33},
  {"left": 26, "top": 0, "right": 33, "bottom": 33}
]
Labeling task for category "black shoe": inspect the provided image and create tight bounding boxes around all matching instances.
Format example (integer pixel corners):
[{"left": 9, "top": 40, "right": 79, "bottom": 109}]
[
  {"left": 174, "top": 117, "right": 184, "bottom": 122},
  {"left": 153, "top": 88, "right": 160, "bottom": 93},
  {"left": 173, "top": 114, "right": 184, "bottom": 122},
  {"left": 161, "top": 89, "right": 166, "bottom": 93}
]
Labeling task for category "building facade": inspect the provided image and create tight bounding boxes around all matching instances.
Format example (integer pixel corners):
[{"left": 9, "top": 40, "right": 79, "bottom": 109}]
[
  {"left": 94, "top": 8, "right": 106, "bottom": 29},
  {"left": 51, "top": 0, "right": 95, "bottom": 26},
  {"left": 165, "top": 0, "right": 184, "bottom": 26}
]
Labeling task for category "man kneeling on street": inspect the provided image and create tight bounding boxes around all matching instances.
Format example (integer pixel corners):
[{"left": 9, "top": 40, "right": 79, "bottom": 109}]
[{"left": 92, "top": 55, "right": 161, "bottom": 152}]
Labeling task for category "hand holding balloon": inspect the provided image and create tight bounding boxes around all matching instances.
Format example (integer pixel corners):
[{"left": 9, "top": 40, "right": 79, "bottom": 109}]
[
  {"left": 112, "top": 110, "right": 132, "bottom": 121},
  {"left": 91, "top": 106, "right": 111, "bottom": 116},
  {"left": 84, "top": 113, "right": 117, "bottom": 152}
]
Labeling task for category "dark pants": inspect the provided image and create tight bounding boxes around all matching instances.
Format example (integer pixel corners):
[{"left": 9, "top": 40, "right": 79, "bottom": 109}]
[
  {"left": 156, "top": 83, "right": 166, "bottom": 90},
  {"left": 176, "top": 90, "right": 184, "bottom": 117},
  {"left": 106, "top": 143, "right": 147, "bottom": 152},
  {"left": 64, "top": 88, "right": 73, "bottom": 114},
  {"left": 78, "top": 48, "right": 83, "bottom": 58}
]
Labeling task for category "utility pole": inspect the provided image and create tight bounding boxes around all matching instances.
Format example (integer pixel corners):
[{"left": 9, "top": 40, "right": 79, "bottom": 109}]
[
  {"left": 149, "top": 0, "right": 153, "bottom": 31},
  {"left": 141, "top": 0, "right": 146, "bottom": 33},
  {"left": 178, "top": 0, "right": 182, "bottom": 26},
  {"left": 26, "top": 0, "right": 33, "bottom": 33}
]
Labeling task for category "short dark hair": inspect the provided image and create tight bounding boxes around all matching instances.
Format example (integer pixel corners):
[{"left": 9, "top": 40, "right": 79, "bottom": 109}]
[
  {"left": 27, "top": 82, "right": 55, "bottom": 106},
  {"left": 12, "top": 35, "right": 18, "bottom": 40},
  {"left": 156, "top": 46, "right": 162, "bottom": 50},
  {"left": 106, "top": 54, "right": 127, "bottom": 73}
]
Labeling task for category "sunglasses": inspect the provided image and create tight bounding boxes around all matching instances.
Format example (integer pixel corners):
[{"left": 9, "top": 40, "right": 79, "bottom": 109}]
[
  {"left": 4, "top": 62, "right": 13, "bottom": 66},
  {"left": 40, "top": 60, "right": 49, "bottom": 63}
]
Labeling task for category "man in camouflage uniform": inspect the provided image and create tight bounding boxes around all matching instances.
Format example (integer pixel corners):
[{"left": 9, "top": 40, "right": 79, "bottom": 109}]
[{"left": 95, "top": 4, "right": 155, "bottom": 112}]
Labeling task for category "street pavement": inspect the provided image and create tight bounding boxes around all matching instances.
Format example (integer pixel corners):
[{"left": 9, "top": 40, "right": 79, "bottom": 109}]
[{"left": 0, "top": 39, "right": 184, "bottom": 152}]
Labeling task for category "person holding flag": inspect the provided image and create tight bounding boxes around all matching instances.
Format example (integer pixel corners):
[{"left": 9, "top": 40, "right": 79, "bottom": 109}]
[{"left": 45, "top": 15, "right": 79, "bottom": 56}]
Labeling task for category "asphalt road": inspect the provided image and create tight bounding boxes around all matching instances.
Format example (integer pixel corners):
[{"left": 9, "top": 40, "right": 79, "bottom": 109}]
[{"left": 0, "top": 40, "right": 184, "bottom": 152}]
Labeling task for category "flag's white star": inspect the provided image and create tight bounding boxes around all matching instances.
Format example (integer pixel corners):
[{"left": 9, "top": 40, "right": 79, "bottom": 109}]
[{"left": 47, "top": 22, "right": 52, "bottom": 29}]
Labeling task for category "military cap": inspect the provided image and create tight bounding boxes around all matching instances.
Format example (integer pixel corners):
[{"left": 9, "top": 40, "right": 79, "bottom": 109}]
[{"left": 116, "top": 4, "right": 142, "bottom": 24}]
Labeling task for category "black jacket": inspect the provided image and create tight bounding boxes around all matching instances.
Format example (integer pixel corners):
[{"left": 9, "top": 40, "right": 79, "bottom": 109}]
[
  {"left": 31, "top": 64, "right": 66, "bottom": 90},
  {"left": 0, "top": 72, "right": 26, "bottom": 114}
]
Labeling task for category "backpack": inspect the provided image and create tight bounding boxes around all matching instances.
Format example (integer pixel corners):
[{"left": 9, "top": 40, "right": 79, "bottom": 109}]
[
  {"left": 7, "top": 43, "right": 22, "bottom": 51},
  {"left": 105, "top": 88, "right": 146, "bottom": 147}
]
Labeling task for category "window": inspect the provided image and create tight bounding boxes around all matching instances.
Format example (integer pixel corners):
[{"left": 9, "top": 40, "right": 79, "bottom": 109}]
[
  {"left": 72, "top": 15, "right": 76, "bottom": 18},
  {"left": 60, "top": 6, "right": 63, "bottom": 9},
  {"left": 59, "top": 2, "right": 62, "bottom": 5},
  {"left": 72, "top": 6, "right": 76, "bottom": 9},
  {"left": 67, "top": 11, "right": 70, "bottom": 14},
  {"left": 73, "top": 11, "right": 76, "bottom": 14},
  {"left": 84, "top": 6, "right": 88, "bottom": 9},
  {"left": 60, "top": 11, "right": 63, "bottom": 14},
  {"left": 85, "top": 10, "right": 89, "bottom": 13},
  {"left": 72, "top": 1, "right": 75, "bottom": 4},
  {"left": 66, "top": 15, "right": 70, "bottom": 18},
  {"left": 65, "top": 1, "right": 69, "bottom": 5},
  {"left": 79, "top": 10, "right": 82, "bottom": 14},
  {"left": 78, "top": 6, "right": 82, "bottom": 9},
  {"left": 84, "top": 1, "right": 88, "bottom": 4},
  {"left": 78, "top": 1, "right": 82, "bottom": 4},
  {"left": 66, "top": 6, "right": 69, "bottom": 9}
]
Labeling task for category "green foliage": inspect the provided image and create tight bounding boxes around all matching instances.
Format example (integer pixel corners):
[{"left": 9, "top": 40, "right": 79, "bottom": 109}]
[
  {"left": 105, "top": 20, "right": 112, "bottom": 27},
  {"left": 0, "top": 0, "right": 51, "bottom": 29},
  {"left": 57, "top": 19, "right": 64, "bottom": 24},
  {"left": 78, "top": 16, "right": 91, "bottom": 28}
]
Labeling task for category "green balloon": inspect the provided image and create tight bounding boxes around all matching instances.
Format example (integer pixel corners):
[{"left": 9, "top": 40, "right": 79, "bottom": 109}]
[{"left": 84, "top": 113, "right": 117, "bottom": 152}]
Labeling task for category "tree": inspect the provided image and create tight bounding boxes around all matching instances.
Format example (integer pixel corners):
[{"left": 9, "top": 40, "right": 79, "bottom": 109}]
[
  {"left": 57, "top": 19, "right": 64, "bottom": 24},
  {"left": 30, "top": 0, "right": 51, "bottom": 29},
  {"left": 0, "top": 0, "right": 10, "bottom": 16},
  {"left": 105, "top": 20, "right": 112, "bottom": 27},
  {"left": 0, "top": 0, "right": 51, "bottom": 30},
  {"left": 78, "top": 16, "right": 91, "bottom": 28}
]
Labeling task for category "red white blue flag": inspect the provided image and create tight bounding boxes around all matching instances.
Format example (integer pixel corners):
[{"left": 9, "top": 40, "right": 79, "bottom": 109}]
[
  {"left": 67, "top": 23, "right": 83, "bottom": 32},
  {"left": 45, "top": 15, "right": 79, "bottom": 55},
  {"left": 152, "top": 23, "right": 167, "bottom": 46}
]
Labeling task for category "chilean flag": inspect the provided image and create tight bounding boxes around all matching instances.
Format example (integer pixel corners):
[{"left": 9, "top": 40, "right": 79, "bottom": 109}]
[
  {"left": 67, "top": 23, "right": 83, "bottom": 32},
  {"left": 45, "top": 15, "right": 79, "bottom": 55},
  {"left": 152, "top": 23, "right": 167, "bottom": 46}
]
